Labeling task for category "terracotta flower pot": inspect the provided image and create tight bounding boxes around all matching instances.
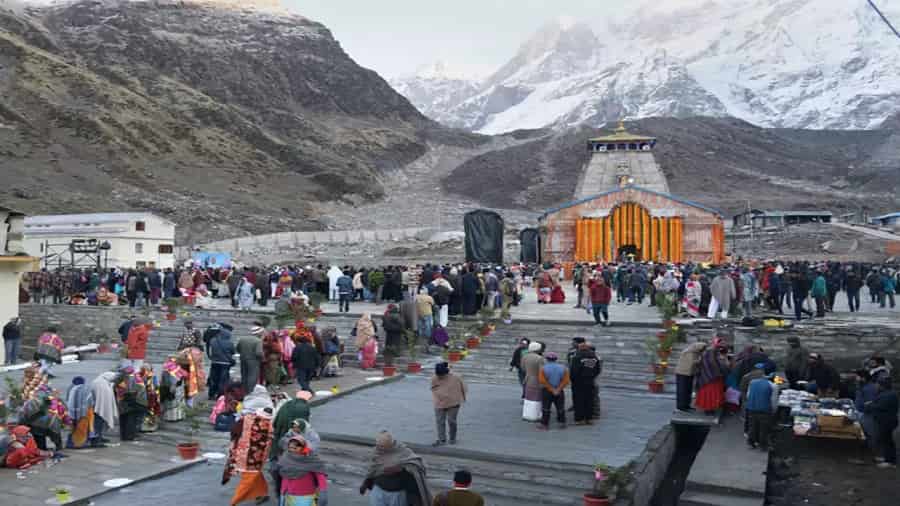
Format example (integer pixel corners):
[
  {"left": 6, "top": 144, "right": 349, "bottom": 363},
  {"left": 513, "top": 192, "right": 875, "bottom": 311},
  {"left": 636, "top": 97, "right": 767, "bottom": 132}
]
[
  {"left": 662, "top": 320, "right": 675, "bottom": 329},
  {"left": 382, "top": 366, "right": 397, "bottom": 377},
  {"left": 583, "top": 494, "right": 610, "bottom": 506},
  {"left": 657, "top": 350, "right": 672, "bottom": 361},
  {"left": 166, "top": 313, "right": 177, "bottom": 321},
  {"left": 177, "top": 442, "right": 200, "bottom": 460},
  {"left": 466, "top": 338, "right": 481, "bottom": 349},
  {"left": 448, "top": 351, "right": 462, "bottom": 362},
  {"left": 407, "top": 362, "right": 422, "bottom": 374},
  {"left": 648, "top": 381, "right": 665, "bottom": 394}
]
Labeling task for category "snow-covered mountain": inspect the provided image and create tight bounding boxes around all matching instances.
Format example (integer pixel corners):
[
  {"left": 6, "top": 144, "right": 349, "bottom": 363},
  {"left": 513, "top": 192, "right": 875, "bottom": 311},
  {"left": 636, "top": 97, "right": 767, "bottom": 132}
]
[{"left": 393, "top": 0, "right": 900, "bottom": 133}]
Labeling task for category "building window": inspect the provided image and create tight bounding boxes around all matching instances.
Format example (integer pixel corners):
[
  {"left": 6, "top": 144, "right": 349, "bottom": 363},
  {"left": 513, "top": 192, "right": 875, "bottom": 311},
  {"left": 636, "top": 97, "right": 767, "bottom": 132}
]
[
  {"left": 158, "top": 244, "right": 173, "bottom": 254},
  {"left": 135, "top": 242, "right": 143, "bottom": 254},
  {"left": 135, "top": 221, "right": 146, "bottom": 231}
]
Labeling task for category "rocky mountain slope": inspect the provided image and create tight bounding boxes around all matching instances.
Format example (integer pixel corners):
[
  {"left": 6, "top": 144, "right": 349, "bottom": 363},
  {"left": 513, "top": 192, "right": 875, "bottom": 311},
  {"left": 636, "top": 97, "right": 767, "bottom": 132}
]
[
  {"left": 394, "top": 0, "right": 900, "bottom": 134},
  {"left": 0, "top": 0, "right": 481, "bottom": 243},
  {"left": 444, "top": 117, "right": 900, "bottom": 218}
]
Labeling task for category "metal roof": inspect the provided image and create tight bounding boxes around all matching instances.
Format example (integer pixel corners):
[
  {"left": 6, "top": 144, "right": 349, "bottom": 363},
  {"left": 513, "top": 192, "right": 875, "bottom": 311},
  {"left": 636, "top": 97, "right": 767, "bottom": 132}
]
[
  {"left": 587, "top": 121, "right": 656, "bottom": 143},
  {"left": 539, "top": 184, "right": 723, "bottom": 220},
  {"left": 751, "top": 210, "right": 833, "bottom": 218},
  {"left": 25, "top": 212, "right": 171, "bottom": 226},
  {"left": 872, "top": 212, "right": 900, "bottom": 220}
]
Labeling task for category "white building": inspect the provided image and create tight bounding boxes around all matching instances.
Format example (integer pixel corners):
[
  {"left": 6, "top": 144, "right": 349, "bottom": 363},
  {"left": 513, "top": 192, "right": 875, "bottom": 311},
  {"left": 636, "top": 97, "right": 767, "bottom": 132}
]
[
  {"left": 24, "top": 213, "right": 176, "bottom": 270},
  {"left": 0, "top": 207, "right": 39, "bottom": 364}
]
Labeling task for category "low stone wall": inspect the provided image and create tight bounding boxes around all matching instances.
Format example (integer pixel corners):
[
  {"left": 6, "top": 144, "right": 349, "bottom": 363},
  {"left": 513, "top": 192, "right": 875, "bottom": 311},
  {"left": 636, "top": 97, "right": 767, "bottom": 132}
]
[{"left": 614, "top": 425, "right": 676, "bottom": 506}]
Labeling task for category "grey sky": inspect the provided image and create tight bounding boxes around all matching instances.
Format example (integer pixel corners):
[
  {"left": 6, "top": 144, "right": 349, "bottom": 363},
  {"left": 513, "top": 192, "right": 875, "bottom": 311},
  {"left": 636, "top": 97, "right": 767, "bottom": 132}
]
[{"left": 284, "top": 0, "right": 642, "bottom": 78}]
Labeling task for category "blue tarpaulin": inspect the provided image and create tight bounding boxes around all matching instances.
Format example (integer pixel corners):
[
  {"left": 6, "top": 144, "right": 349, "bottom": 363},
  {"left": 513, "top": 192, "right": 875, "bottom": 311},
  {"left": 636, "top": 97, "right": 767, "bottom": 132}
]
[{"left": 192, "top": 251, "right": 231, "bottom": 268}]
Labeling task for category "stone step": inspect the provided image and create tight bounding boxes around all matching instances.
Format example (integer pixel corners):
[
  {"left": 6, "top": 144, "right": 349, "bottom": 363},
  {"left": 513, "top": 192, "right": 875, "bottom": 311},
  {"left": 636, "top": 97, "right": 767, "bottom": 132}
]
[
  {"left": 145, "top": 429, "right": 587, "bottom": 505},
  {"left": 678, "top": 491, "right": 762, "bottom": 506}
]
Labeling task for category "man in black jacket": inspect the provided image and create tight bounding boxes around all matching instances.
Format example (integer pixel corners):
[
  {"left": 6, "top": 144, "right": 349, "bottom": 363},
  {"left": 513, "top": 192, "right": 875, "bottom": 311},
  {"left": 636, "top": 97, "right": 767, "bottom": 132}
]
[
  {"left": 867, "top": 377, "right": 898, "bottom": 468},
  {"left": 292, "top": 337, "right": 320, "bottom": 392},
  {"left": 3, "top": 317, "right": 22, "bottom": 365},
  {"left": 844, "top": 268, "right": 863, "bottom": 312},
  {"left": 206, "top": 323, "right": 235, "bottom": 399},
  {"left": 570, "top": 342, "right": 601, "bottom": 425}
]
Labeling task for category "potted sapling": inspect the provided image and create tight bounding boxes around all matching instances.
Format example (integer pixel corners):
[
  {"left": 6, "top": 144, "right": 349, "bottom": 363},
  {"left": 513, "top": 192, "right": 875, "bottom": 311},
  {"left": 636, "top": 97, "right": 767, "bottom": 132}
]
[
  {"left": 405, "top": 329, "right": 422, "bottom": 374},
  {"left": 176, "top": 405, "right": 202, "bottom": 460},
  {"left": 163, "top": 297, "right": 182, "bottom": 321},
  {"left": 382, "top": 344, "right": 398, "bottom": 377},
  {"left": 584, "top": 462, "right": 632, "bottom": 506}
]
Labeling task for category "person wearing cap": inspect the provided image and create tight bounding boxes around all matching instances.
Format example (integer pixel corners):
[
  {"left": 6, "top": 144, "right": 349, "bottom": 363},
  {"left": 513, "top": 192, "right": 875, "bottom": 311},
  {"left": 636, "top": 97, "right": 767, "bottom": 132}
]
[
  {"left": 783, "top": 337, "right": 809, "bottom": 390},
  {"left": 745, "top": 370, "right": 778, "bottom": 450},
  {"left": 431, "top": 362, "right": 467, "bottom": 446},
  {"left": 866, "top": 377, "right": 898, "bottom": 468},
  {"left": 433, "top": 469, "right": 484, "bottom": 506},
  {"left": 237, "top": 325, "right": 265, "bottom": 394},
  {"left": 509, "top": 338, "right": 532, "bottom": 393},
  {"left": 521, "top": 342, "right": 545, "bottom": 421},
  {"left": 537, "top": 352, "right": 570, "bottom": 430},
  {"left": 272, "top": 390, "right": 313, "bottom": 459},
  {"left": 803, "top": 353, "right": 839, "bottom": 396}
]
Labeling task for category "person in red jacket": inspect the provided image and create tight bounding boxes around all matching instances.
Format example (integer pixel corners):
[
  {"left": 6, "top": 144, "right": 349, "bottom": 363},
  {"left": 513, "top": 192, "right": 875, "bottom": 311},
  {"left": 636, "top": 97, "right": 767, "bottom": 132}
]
[
  {"left": 589, "top": 275, "right": 612, "bottom": 326},
  {"left": 125, "top": 318, "right": 153, "bottom": 369}
]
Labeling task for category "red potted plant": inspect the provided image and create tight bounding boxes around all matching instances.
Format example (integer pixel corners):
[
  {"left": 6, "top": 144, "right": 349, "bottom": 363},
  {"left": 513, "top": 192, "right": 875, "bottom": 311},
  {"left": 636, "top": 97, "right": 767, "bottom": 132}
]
[
  {"left": 177, "top": 407, "right": 201, "bottom": 460},
  {"left": 405, "top": 330, "right": 422, "bottom": 373},
  {"left": 382, "top": 344, "right": 398, "bottom": 377},
  {"left": 585, "top": 463, "right": 632, "bottom": 506},
  {"left": 163, "top": 297, "right": 181, "bottom": 321},
  {"left": 466, "top": 336, "right": 481, "bottom": 349}
]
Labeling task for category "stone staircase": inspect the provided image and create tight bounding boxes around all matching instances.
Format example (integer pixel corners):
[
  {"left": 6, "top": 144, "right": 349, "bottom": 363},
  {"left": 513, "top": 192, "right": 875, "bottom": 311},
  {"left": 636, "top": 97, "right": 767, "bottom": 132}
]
[
  {"left": 449, "top": 321, "right": 683, "bottom": 394},
  {"left": 135, "top": 309, "right": 680, "bottom": 394},
  {"left": 143, "top": 425, "right": 590, "bottom": 506}
]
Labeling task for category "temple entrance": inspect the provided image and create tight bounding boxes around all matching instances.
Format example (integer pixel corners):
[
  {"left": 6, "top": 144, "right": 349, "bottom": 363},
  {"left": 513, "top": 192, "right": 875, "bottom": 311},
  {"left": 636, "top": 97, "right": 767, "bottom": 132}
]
[
  {"left": 618, "top": 245, "right": 640, "bottom": 262},
  {"left": 574, "top": 202, "right": 684, "bottom": 263}
]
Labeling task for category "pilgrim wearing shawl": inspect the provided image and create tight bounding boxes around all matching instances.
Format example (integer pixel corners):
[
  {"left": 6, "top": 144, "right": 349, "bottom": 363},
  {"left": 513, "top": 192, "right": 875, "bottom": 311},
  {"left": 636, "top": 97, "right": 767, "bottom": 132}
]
[
  {"left": 91, "top": 371, "right": 118, "bottom": 442},
  {"left": 694, "top": 347, "right": 730, "bottom": 413},
  {"left": 224, "top": 408, "right": 274, "bottom": 506},
  {"left": 360, "top": 431, "right": 432, "bottom": 506},
  {"left": 271, "top": 436, "right": 328, "bottom": 506},
  {"left": 65, "top": 376, "right": 95, "bottom": 449}
]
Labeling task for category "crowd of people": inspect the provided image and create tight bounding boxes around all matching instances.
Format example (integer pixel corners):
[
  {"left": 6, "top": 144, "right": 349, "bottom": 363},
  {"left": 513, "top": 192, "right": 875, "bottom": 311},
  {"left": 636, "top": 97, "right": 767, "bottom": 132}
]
[
  {"left": 564, "top": 260, "right": 899, "bottom": 325},
  {"left": 672, "top": 329, "right": 898, "bottom": 468},
  {"left": 0, "top": 317, "right": 487, "bottom": 505}
]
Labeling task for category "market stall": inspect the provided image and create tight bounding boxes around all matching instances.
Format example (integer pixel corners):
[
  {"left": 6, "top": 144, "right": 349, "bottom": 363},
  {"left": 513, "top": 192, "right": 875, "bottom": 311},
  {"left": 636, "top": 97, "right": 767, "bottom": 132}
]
[{"left": 779, "top": 389, "right": 866, "bottom": 440}]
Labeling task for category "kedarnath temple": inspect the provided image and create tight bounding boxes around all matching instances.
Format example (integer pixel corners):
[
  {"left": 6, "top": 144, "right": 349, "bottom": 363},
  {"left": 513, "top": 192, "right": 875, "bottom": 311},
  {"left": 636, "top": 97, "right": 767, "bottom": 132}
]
[{"left": 539, "top": 123, "right": 725, "bottom": 264}]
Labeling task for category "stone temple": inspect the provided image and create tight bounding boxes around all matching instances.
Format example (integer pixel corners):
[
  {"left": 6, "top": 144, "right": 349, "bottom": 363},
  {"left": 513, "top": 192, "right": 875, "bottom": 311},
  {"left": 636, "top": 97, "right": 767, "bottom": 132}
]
[{"left": 540, "top": 123, "right": 726, "bottom": 264}]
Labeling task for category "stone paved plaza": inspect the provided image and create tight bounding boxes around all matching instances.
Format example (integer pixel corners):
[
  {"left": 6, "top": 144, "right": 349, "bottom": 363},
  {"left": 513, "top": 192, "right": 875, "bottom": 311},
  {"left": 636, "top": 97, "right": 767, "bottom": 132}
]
[
  {"left": 201, "top": 284, "right": 898, "bottom": 324},
  {"left": 313, "top": 376, "right": 673, "bottom": 467}
]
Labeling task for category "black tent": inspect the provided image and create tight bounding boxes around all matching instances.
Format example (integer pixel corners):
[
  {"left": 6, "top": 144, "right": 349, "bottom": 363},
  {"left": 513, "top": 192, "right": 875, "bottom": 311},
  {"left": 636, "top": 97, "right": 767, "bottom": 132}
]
[
  {"left": 464, "top": 210, "right": 504, "bottom": 264},
  {"left": 519, "top": 228, "right": 541, "bottom": 264}
]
